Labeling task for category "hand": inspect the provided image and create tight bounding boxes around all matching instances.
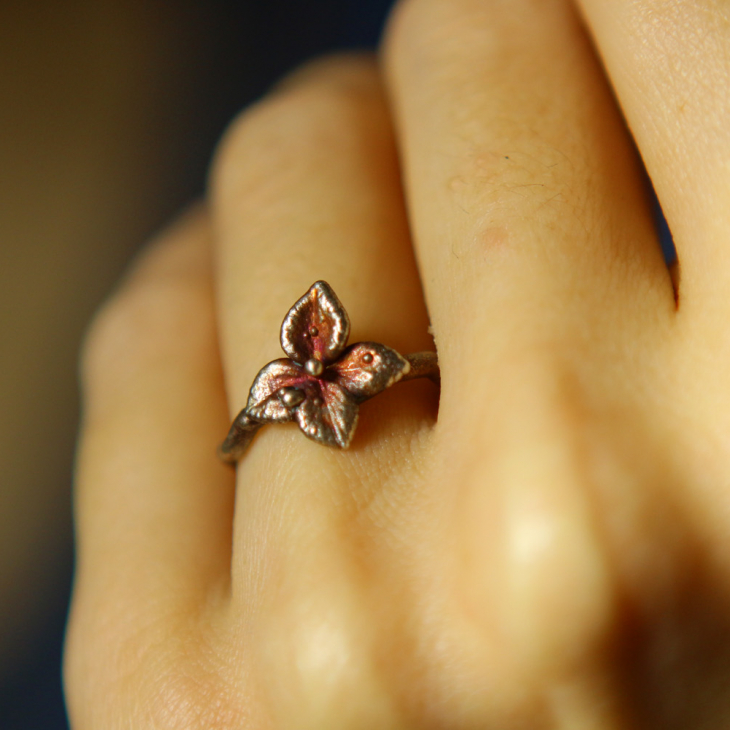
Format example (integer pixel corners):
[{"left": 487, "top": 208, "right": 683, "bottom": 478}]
[{"left": 64, "top": 0, "right": 730, "bottom": 726}]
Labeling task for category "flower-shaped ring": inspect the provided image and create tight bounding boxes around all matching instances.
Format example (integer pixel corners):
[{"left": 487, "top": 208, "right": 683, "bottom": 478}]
[{"left": 219, "top": 281, "right": 439, "bottom": 462}]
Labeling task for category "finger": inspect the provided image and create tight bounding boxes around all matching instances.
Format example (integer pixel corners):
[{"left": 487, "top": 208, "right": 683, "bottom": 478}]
[
  {"left": 210, "top": 56, "right": 437, "bottom": 721},
  {"left": 212, "top": 55, "right": 432, "bottom": 410},
  {"left": 211, "top": 52, "right": 437, "bottom": 486},
  {"left": 575, "top": 0, "right": 730, "bottom": 313},
  {"left": 69, "top": 207, "right": 234, "bottom": 631},
  {"left": 382, "top": 0, "right": 676, "bottom": 706},
  {"left": 211, "top": 52, "right": 433, "bottom": 541},
  {"left": 383, "top": 0, "right": 673, "bottom": 400}
]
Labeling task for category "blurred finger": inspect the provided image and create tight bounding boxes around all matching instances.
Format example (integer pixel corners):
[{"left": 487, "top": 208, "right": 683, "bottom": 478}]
[
  {"left": 209, "top": 57, "right": 438, "bottom": 723},
  {"left": 69, "top": 208, "right": 234, "bottom": 631}
]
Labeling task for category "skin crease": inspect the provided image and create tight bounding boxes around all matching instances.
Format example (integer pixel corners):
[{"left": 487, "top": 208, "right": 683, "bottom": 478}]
[{"left": 64, "top": 0, "right": 730, "bottom": 728}]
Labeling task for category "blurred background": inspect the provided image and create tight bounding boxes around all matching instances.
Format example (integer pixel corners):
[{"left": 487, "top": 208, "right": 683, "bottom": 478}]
[{"left": 0, "top": 1, "right": 395, "bottom": 726}]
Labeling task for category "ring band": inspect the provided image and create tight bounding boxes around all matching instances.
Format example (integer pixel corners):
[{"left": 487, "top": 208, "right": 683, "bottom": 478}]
[{"left": 219, "top": 281, "right": 439, "bottom": 462}]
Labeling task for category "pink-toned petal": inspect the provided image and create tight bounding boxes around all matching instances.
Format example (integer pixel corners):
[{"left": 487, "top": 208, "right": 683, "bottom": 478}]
[
  {"left": 246, "top": 358, "right": 308, "bottom": 423},
  {"left": 330, "top": 342, "right": 410, "bottom": 402},
  {"left": 280, "top": 281, "right": 350, "bottom": 365},
  {"left": 295, "top": 381, "right": 359, "bottom": 448}
]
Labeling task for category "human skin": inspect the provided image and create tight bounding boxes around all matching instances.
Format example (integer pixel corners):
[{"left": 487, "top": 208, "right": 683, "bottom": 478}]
[{"left": 64, "top": 0, "right": 730, "bottom": 727}]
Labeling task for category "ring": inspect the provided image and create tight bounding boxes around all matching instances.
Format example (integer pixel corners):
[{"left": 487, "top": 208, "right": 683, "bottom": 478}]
[{"left": 219, "top": 281, "right": 439, "bottom": 462}]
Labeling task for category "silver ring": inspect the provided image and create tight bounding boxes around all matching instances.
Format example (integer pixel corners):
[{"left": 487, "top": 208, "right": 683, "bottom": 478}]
[{"left": 219, "top": 281, "right": 439, "bottom": 462}]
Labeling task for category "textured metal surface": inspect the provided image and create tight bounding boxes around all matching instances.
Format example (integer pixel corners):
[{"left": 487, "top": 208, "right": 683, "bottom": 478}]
[{"left": 219, "top": 281, "right": 439, "bottom": 463}]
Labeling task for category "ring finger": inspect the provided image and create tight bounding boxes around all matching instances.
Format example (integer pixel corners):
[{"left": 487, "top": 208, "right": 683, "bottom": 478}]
[{"left": 209, "top": 54, "right": 437, "bottom": 724}]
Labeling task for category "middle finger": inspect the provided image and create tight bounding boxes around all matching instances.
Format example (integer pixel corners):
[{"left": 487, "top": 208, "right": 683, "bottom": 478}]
[{"left": 384, "top": 0, "right": 674, "bottom": 409}]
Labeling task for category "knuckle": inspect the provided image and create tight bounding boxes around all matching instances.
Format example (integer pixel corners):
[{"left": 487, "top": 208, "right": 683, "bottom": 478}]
[
  {"left": 384, "top": 0, "right": 441, "bottom": 54},
  {"left": 256, "top": 599, "right": 385, "bottom": 726},
  {"left": 384, "top": 0, "right": 486, "bottom": 73},
  {"left": 386, "top": 0, "right": 544, "bottom": 52},
  {"left": 275, "top": 51, "right": 379, "bottom": 95},
  {"left": 211, "top": 53, "right": 381, "bottom": 197},
  {"left": 441, "top": 360, "right": 621, "bottom": 673}
]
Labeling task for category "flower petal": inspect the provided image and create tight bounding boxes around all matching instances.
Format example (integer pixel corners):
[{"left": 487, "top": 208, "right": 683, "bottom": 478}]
[
  {"left": 330, "top": 342, "right": 410, "bottom": 402},
  {"left": 295, "top": 381, "right": 359, "bottom": 448},
  {"left": 280, "top": 281, "right": 350, "bottom": 365},
  {"left": 246, "top": 359, "right": 308, "bottom": 423}
]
